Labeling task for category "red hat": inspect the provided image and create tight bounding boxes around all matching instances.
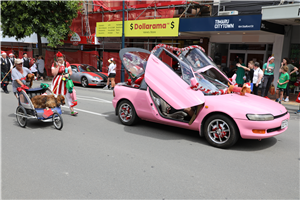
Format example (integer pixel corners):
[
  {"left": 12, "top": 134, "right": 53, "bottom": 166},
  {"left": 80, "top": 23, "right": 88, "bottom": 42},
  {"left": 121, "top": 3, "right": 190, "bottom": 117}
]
[
  {"left": 9, "top": 53, "right": 14, "bottom": 56},
  {"left": 56, "top": 51, "right": 63, "bottom": 57},
  {"left": 1, "top": 51, "right": 7, "bottom": 55},
  {"left": 245, "top": 82, "right": 251, "bottom": 88}
]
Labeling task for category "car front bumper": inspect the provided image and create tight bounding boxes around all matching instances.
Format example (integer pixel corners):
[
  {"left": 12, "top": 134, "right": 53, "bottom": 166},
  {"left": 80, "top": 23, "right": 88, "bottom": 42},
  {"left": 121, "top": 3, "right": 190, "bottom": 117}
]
[
  {"left": 89, "top": 80, "right": 106, "bottom": 86},
  {"left": 235, "top": 112, "right": 290, "bottom": 139}
]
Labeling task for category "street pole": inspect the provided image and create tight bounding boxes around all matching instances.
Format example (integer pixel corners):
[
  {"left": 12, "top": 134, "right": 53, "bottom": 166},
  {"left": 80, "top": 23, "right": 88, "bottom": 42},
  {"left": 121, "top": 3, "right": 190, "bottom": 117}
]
[{"left": 121, "top": 0, "right": 125, "bottom": 82}]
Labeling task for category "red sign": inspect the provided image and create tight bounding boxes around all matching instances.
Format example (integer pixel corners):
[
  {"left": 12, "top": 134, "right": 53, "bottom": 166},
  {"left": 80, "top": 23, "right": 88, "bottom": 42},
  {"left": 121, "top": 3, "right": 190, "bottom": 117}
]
[{"left": 221, "top": 56, "right": 227, "bottom": 64}]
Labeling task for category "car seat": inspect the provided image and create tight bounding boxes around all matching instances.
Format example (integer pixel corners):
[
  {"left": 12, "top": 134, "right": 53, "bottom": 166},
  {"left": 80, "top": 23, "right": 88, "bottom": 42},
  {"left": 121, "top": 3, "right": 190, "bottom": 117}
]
[{"left": 159, "top": 98, "right": 187, "bottom": 120}]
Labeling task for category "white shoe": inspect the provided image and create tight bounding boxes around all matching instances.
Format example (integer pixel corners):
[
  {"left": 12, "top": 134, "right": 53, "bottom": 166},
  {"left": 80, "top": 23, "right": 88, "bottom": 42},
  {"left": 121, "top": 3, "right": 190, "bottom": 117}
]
[
  {"left": 284, "top": 97, "right": 289, "bottom": 102},
  {"left": 103, "top": 85, "right": 108, "bottom": 90}
]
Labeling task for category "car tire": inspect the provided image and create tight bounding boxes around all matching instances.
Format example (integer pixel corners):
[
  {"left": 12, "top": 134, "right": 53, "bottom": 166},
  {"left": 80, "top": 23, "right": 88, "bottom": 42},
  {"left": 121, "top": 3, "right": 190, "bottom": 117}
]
[
  {"left": 81, "top": 77, "right": 88, "bottom": 87},
  {"left": 203, "top": 114, "right": 239, "bottom": 148},
  {"left": 117, "top": 100, "right": 138, "bottom": 126}
]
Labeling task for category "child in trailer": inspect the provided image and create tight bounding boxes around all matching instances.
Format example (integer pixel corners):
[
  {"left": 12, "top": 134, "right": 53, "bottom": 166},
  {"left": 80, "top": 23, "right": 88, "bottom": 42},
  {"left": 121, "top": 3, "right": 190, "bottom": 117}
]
[
  {"left": 275, "top": 66, "right": 289, "bottom": 104},
  {"left": 51, "top": 52, "right": 78, "bottom": 116}
]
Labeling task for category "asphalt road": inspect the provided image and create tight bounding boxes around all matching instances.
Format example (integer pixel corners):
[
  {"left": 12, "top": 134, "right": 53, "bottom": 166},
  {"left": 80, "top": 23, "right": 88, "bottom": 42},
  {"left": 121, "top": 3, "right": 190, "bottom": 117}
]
[{"left": 1, "top": 81, "right": 299, "bottom": 199}]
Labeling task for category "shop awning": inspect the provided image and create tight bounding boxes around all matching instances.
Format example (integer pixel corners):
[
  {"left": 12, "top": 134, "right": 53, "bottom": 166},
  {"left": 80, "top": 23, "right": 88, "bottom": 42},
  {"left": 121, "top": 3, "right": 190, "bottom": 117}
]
[{"left": 262, "top": 3, "right": 300, "bottom": 26}]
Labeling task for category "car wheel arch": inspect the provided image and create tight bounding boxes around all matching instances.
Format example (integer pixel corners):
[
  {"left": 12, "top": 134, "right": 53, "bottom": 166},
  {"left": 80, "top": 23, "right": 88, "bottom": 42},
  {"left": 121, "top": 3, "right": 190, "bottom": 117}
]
[
  {"left": 115, "top": 98, "right": 139, "bottom": 118},
  {"left": 200, "top": 112, "right": 240, "bottom": 137}
]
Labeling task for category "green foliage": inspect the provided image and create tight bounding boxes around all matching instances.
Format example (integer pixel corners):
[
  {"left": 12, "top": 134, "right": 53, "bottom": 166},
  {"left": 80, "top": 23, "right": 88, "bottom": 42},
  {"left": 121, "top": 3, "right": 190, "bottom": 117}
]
[{"left": 1, "top": 1, "right": 82, "bottom": 47}]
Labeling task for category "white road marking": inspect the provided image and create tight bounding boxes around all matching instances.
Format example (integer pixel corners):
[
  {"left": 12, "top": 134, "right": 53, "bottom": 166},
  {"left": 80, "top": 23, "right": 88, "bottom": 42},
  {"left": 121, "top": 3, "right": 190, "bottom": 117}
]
[
  {"left": 74, "top": 86, "right": 113, "bottom": 93},
  {"left": 76, "top": 95, "right": 112, "bottom": 103},
  {"left": 61, "top": 106, "right": 108, "bottom": 117}
]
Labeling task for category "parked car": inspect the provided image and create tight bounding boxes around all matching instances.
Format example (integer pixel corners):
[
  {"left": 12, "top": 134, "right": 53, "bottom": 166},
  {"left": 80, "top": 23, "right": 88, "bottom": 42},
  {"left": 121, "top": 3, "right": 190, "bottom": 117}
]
[
  {"left": 112, "top": 47, "right": 289, "bottom": 148},
  {"left": 70, "top": 64, "right": 108, "bottom": 87}
]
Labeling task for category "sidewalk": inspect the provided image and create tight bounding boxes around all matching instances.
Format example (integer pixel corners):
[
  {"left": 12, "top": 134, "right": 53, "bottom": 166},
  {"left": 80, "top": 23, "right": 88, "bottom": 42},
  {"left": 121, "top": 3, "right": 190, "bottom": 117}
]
[{"left": 259, "top": 90, "right": 300, "bottom": 106}]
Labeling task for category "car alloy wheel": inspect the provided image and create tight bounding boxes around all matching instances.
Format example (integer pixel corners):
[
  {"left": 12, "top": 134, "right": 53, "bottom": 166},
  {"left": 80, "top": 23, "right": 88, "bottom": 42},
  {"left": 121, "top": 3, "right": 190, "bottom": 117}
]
[
  {"left": 117, "top": 100, "right": 139, "bottom": 126},
  {"left": 119, "top": 103, "right": 132, "bottom": 122},
  {"left": 81, "top": 77, "right": 88, "bottom": 87},
  {"left": 204, "top": 115, "right": 239, "bottom": 148},
  {"left": 207, "top": 119, "right": 230, "bottom": 144}
]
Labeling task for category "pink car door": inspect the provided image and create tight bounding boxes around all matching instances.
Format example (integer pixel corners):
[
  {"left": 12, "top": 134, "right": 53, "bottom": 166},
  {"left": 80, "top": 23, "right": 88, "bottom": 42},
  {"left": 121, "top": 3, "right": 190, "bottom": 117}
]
[{"left": 145, "top": 52, "right": 205, "bottom": 110}]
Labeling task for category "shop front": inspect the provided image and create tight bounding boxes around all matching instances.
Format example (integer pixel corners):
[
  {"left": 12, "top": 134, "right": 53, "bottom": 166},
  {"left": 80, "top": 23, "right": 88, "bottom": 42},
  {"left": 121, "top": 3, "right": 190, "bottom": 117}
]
[
  {"left": 179, "top": 14, "right": 285, "bottom": 83},
  {"left": 262, "top": 3, "right": 300, "bottom": 69}
]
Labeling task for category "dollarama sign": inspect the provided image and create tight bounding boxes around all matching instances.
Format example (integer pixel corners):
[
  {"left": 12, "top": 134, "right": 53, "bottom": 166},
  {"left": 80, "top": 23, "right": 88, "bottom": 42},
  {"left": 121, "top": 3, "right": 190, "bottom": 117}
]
[{"left": 96, "top": 18, "right": 179, "bottom": 37}]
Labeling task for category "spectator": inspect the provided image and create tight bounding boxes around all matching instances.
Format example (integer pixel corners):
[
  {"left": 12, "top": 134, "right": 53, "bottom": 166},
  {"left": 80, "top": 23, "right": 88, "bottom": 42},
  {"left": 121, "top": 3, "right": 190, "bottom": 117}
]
[
  {"left": 104, "top": 58, "right": 116, "bottom": 90},
  {"left": 236, "top": 61, "right": 252, "bottom": 82},
  {"left": 281, "top": 58, "right": 298, "bottom": 102},
  {"left": 30, "top": 61, "right": 38, "bottom": 78},
  {"left": 97, "top": 56, "right": 101, "bottom": 71},
  {"left": 235, "top": 57, "right": 246, "bottom": 87},
  {"left": 36, "top": 56, "right": 45, "bottom": 81},
  {"left": 246, "top": 61, "right": 254, "bottom": 84},
  {"left": 275, "top": 65, "right": 289, "bottom": 104},
  {"left": 22, "top": 53, "right": 30, "bottom": 69},
  {"left": 252, "top": 62, "right": 263, "bottom": 95},
  {"left": 261, "top": 57, "right": 275, "bottom": 98}
]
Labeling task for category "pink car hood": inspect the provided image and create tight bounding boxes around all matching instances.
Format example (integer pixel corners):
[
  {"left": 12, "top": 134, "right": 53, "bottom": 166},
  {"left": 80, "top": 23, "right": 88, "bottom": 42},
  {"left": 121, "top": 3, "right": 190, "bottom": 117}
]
[
  {"left": 145, "top": 54, "right": 205, "bottom": 110},
  {"left": 208, "top": 93, "right": 288, "bottom": 117}
]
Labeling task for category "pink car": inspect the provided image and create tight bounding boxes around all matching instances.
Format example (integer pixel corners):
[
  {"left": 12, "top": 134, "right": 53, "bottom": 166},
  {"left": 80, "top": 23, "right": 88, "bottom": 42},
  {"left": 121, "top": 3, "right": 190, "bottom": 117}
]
[{"left": 112, "top": 46, "right": 289, "bottom": 148}]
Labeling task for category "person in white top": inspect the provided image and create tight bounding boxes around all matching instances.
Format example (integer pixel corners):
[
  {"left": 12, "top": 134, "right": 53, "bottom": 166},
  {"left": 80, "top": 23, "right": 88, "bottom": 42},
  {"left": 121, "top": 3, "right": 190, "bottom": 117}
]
[
  {"left": 104, "top": 58, "right": 116, "bottom": 90},
  {"left": 252, "top": 62, "right": 263, "bottom": 95},
  {"left": 30, "top": 62, "right": 38, "bottom": 80}
]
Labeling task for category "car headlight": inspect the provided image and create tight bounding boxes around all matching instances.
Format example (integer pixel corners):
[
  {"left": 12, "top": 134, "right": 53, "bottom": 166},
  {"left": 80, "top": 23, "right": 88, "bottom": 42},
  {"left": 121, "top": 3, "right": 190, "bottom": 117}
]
[
  {"left": 246, "top": 114, "right": 274, "bottom": 121},
  {"left": 93, "top": 76, "right": 102, "bottom": 81}
]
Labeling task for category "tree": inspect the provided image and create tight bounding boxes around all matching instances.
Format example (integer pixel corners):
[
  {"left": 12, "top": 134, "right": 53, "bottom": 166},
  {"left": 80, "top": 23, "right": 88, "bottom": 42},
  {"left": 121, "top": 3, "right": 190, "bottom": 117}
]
[{"left": 1, "top": 1, "right": 82, "bottom": 55}]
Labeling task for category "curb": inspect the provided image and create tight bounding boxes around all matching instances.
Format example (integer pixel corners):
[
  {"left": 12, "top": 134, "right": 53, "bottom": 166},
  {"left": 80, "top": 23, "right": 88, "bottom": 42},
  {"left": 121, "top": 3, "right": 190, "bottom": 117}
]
[
  {"left": 281, "top": 101, "right": 300, "bottom": 106},
  {"left": 269, "top": 99, "right": 299, "bottom": 106}
]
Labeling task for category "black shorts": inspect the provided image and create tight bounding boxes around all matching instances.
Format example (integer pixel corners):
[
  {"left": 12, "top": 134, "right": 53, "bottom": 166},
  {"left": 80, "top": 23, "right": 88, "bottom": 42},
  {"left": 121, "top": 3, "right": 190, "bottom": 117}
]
[
  {"left": 108, "top": 73, "right": 116, "bottom": 78},
  {"left": 277, "top": 88, "right": 285, "bottom": 92}
]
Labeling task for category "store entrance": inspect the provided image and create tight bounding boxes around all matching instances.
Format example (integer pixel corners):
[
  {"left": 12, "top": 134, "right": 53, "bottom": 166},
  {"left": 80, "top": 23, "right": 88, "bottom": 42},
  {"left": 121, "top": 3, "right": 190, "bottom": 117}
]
[{"left": 228, "top": 50, "right": 265, "bottom": 77}]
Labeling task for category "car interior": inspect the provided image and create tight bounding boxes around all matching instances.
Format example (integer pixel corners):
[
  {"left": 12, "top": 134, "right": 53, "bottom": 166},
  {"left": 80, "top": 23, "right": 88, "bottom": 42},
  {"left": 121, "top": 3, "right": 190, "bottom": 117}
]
[{"left": 149, "top": 89, "right": 192, "bottom": 122}]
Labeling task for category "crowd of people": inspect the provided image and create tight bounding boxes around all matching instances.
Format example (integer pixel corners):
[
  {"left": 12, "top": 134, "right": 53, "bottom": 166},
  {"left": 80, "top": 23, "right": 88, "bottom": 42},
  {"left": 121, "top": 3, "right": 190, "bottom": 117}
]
[
  {"left": 1, "top": 51, "right": 46, "bottom": 94},
  {"left": 220, "top": 56, "right": 299, "bottom": 103}
]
